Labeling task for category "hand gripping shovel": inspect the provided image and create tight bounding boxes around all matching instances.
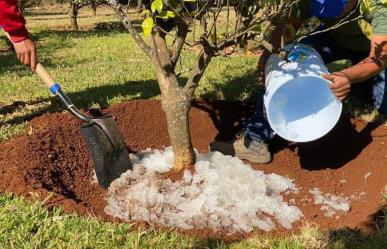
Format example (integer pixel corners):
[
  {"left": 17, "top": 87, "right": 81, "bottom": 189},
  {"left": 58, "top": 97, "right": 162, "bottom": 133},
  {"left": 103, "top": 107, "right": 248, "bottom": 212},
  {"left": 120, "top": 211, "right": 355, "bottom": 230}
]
[{"left": 36, "top": 64, "right": 132, "bottom": 188}]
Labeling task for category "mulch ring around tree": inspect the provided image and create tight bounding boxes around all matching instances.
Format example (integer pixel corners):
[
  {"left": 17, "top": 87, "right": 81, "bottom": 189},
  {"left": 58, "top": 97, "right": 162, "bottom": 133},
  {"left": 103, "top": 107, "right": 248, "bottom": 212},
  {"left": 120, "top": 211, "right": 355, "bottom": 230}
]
[{"left": 0, "top": 99, "right": 386, "bottom": 240}]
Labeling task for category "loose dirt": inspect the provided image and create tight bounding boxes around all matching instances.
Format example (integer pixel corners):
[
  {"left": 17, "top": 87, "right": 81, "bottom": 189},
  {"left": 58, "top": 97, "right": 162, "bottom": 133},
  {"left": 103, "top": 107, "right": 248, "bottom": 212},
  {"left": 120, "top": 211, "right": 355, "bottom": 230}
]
[{"left": 0, "top": 99, "right": 386, "bottom": 238}]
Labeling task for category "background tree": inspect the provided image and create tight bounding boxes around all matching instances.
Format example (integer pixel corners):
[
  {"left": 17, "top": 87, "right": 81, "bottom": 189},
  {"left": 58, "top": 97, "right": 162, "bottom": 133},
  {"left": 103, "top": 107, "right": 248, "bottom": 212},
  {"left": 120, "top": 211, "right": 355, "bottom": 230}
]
[
  {"left": 18, "top": 0, "right": 43, "bottom": 13},
  {"left": 70, "top": 0, "right": 106, "bottom": 30},
  {"left": 107, "top": 0, "right": 297, "bottom": 175}
]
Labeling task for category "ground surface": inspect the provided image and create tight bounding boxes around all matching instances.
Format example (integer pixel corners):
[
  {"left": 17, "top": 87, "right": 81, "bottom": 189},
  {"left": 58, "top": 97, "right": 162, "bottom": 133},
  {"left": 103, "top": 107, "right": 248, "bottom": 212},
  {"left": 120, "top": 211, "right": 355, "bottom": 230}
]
[{"left": 0, "top": 99, "right": 385, "bottom": 239}]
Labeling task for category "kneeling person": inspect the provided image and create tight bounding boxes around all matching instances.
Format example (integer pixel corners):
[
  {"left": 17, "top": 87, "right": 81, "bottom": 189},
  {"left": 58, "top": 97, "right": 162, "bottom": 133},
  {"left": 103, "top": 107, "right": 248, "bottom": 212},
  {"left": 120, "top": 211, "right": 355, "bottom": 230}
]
[{"left": 211, "top": 0, "right": 387, "bottom": 163}]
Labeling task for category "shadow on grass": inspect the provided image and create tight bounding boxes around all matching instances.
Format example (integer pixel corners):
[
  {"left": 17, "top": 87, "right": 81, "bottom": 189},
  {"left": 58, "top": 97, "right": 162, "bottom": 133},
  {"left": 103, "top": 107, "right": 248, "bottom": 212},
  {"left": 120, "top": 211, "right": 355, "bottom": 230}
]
[
  {"left": 0, "top": 51, "right": 59, "bottom": 82},
  {"left": 94, "top": 21, "right": 128, "bottom": 31},
  {"left": 0, "top": 25, "right": 142, "bottom": 73},
  {"left": 327, "top": 204, "right": 387, "bottom": 248},
  {"left": 25, "top": 11, "right": 69, "bottom": 16},
  {"left": 364, "top": 204, "right": 387, "bottom": 232},
  {"left": 32, "top": 19, "right": 142, "bottom": 37},
  {"left": 328, "top": 221, "right": 387, "bottom": 249},
  {"left": 0, "top": 79, "right": 160, "bottom": 126},
  {"left": 1, "top": 63, "right": 262, "bottom": 126},
  {"left": 27, "top": 13, "right": 116, "bottom": 21},
  {"left": 34, "top": 27, "right": 132, "bottom": 40}
]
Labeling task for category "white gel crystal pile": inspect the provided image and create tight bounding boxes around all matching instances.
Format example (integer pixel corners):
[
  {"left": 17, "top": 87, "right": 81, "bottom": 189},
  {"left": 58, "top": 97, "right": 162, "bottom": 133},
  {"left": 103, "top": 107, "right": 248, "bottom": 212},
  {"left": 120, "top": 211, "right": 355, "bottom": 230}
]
[
  {"left": 309, "top": 188, "right": 350, "bottom": 217},
  {"left": 105, "top": 147, "right": 303, "bottom": 234}
]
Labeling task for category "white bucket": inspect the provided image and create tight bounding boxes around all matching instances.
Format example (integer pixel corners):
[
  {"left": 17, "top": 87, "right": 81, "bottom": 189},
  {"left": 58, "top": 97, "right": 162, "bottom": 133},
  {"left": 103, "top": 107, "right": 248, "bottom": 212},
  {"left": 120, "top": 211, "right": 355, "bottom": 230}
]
[{"left": 264, "top": 44, "right": 342, "bottom": 142}]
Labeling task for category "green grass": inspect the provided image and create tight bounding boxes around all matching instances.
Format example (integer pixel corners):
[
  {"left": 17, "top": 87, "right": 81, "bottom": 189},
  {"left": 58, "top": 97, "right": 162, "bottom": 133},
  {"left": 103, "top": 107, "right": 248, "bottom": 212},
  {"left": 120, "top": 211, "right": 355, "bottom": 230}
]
[
  {"left": 0, "top": 6, "right": 386, "bottom": 249},
  {"left": 0, "top": 123, "right": 27, "bottom": 142},
  {"left": 0, "top": 194, "right": 385, "bottom": 249},
  {"left": 0, "top": 194, "right": 207, "bottom": 249}
]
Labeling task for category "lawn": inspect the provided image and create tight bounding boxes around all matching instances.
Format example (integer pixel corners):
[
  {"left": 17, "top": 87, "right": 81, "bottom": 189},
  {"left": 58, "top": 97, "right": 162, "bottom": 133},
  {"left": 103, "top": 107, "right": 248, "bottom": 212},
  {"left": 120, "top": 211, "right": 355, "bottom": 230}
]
[{"left": 0, "top": 5, "right": 386, "bottom": 249}]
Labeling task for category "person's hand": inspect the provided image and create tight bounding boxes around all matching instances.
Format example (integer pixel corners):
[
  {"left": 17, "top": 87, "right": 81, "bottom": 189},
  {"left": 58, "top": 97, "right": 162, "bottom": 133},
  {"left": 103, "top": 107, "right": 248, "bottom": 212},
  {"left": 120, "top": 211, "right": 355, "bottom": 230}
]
[
  {"left": 322, "top": 72, "right": 351, "bottom": 101},
  {"left": 258, "top": 49, "right": 271, "bottom": 85},
  {"left": 13, "top": 39, "right": 37, "bottom": 72}
]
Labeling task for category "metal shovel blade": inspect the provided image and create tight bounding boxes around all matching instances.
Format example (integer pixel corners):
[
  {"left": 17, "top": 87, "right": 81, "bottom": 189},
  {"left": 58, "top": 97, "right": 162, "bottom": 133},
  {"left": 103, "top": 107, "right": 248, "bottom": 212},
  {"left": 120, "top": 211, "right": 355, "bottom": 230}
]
[{"left": 80, "top": 115, "right": 132, "bottom": 188}]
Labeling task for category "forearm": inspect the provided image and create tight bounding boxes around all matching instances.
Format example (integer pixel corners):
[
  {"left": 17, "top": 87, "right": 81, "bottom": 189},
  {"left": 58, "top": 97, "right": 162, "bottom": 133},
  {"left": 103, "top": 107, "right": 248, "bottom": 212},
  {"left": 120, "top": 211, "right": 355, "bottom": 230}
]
[
  {"left": 341, "top": 57, "right": 386, "bottom": 84},
  {"left": 340, "top": 36, "right": 387, "bottom": 84}
]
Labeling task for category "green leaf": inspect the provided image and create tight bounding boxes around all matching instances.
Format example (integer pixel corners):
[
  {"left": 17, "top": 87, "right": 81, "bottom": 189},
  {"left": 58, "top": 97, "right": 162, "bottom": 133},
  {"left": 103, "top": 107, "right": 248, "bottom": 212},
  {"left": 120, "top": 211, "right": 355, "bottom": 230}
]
[
  {"left": 156, "top": 10, "right": 176, "bottom": 20},
  {"left": 141, "top": 9, "right": 151, "bottom": 16},
  {"left": 165, "top": 10, "right": 176, "bottom": 18},
  {"left": 151, "top": 0, "right": 163, "bottom": 13},
  {"left": 141, "top": 17, "right": 154, "bottom": 36}
]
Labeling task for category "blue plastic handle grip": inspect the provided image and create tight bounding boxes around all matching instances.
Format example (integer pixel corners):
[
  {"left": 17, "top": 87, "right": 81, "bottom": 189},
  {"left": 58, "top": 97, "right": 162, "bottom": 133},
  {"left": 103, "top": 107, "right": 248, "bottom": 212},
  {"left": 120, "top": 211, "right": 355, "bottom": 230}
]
[{"left": 50, "top": 83, "right": 61, "bottom": 94}]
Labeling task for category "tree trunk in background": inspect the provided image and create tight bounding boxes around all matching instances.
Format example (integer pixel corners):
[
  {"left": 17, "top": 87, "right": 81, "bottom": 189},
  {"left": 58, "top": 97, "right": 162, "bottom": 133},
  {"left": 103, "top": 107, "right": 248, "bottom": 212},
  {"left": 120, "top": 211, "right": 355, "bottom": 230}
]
[
  {"left": 136, "top": 0, "right": 143, "bottom": 12},
  {"left": 18, "top": 0, "right": 25, "bottom": 14},
  {"left": 200, "top": 16, "right": 207, "bottom": 33},
  {"left": 90, "top": 2, "right": 97, "bottom": 16},
  {"left": 233, "top": 3, "right": 259, "bottom": 50},
  {"left": 70, "top": 2, "right": 79, "bottom": 31}
]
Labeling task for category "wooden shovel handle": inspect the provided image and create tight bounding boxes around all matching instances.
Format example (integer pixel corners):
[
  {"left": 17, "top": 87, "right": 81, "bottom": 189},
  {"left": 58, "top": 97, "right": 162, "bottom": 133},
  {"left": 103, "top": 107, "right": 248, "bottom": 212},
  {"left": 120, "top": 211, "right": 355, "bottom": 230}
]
[{"left": 35, "top": 63, "right": 56, "bottom": 89}]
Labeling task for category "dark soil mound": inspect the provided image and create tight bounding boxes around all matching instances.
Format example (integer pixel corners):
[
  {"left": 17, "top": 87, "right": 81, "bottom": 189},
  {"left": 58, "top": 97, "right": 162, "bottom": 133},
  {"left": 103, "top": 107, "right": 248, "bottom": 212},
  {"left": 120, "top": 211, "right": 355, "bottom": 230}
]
[{"left": 0, "top": 99, "right": 386, "bottom": 235}]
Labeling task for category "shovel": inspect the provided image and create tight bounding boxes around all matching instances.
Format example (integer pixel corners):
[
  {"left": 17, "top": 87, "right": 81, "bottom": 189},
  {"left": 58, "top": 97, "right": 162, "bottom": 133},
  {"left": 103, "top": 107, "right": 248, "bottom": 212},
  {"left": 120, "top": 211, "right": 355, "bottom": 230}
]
[{"left": 35, "top": 63, "right": 132, "bottom": 188}]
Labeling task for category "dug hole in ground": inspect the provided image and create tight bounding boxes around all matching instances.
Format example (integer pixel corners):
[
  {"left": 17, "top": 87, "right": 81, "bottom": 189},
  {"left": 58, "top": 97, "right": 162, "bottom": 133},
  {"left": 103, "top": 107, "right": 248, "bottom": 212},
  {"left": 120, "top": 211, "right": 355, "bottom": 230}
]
[{"left": 0, "top": 100, "right": 386, "bottom": 239}]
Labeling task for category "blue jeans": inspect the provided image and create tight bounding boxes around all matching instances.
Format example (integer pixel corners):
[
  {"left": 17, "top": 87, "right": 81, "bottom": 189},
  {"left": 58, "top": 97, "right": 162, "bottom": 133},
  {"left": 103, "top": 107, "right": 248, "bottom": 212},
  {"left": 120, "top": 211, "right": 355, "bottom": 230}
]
[{"left": 242, "top": 31, "right": 387, "bottom": 143}]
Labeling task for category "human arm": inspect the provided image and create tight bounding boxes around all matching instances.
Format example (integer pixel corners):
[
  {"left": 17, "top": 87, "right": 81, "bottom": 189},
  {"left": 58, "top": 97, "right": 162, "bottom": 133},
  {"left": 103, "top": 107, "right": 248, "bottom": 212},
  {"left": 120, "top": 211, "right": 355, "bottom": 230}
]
[
  {"left": 322, "top": 35, "right": 387, "bottom": 100},
  {"left": 322, "top": 2, "right": 387, "bottom": 101},
  {"left": 0, "top": 0, "right": 37, "bottom": 71}
]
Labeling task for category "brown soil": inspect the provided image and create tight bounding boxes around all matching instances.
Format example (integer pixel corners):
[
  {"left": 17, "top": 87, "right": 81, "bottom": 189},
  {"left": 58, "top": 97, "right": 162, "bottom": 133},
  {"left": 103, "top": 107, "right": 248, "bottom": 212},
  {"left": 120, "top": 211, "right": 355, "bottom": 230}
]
[{"left": 0, "top": 99, "right": 386, "bottom": 238}]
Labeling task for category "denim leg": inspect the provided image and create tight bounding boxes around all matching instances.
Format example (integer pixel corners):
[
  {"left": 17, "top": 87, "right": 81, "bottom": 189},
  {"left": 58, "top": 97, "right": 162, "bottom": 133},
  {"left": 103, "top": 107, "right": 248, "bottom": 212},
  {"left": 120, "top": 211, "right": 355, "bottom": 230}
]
[
  {"left": 350, "top": 69, "right": 387, "bottom": 114},
  {"left": 371, "top": 69, "right": 387, "bottom": 114},
  {"left": 242, "top": 96, "right": 275, "bottom": 143}
]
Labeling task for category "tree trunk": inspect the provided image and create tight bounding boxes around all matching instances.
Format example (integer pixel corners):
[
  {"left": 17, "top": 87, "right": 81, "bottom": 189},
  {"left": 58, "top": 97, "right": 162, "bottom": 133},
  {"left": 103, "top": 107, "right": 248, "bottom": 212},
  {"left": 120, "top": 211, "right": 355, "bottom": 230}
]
[
  {"left": 152, "top": 31, "right": 196, "bottom": 173},
  {"left": 160, "top": 85, "right": 196, "bottom": 172},
  {"left": 70, "top": 2, "right": 79, "bottom": 31}
]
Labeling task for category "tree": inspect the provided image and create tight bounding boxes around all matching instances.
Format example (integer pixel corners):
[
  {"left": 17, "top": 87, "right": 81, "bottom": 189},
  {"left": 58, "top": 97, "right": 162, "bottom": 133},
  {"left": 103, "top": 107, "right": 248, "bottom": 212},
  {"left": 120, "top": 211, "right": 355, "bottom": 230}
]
[
  {"left": 18, "top": 0, "right": 42, "bottom": 13},
  {"left": 70, "top": 0, "right": 106, "bottom": 30},
  {"left": 107, "top": 0, "right": 296, "bottom": 175}
]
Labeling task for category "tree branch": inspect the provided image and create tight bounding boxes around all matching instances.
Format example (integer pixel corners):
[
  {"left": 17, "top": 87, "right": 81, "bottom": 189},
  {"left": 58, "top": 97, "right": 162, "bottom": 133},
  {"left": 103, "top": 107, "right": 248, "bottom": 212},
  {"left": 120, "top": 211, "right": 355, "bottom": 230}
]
[
  {"left": 107, "top": 0, "right": 152, "bottom": 59},
  {"left": 151, "top": 31, "right": 180, "bottom": 86},
  {"left": 171, "top": 22, "right": 189, "bottom": 69},
  {"left": 183, "top": 39, "right": 214, "bottom": 98}
]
